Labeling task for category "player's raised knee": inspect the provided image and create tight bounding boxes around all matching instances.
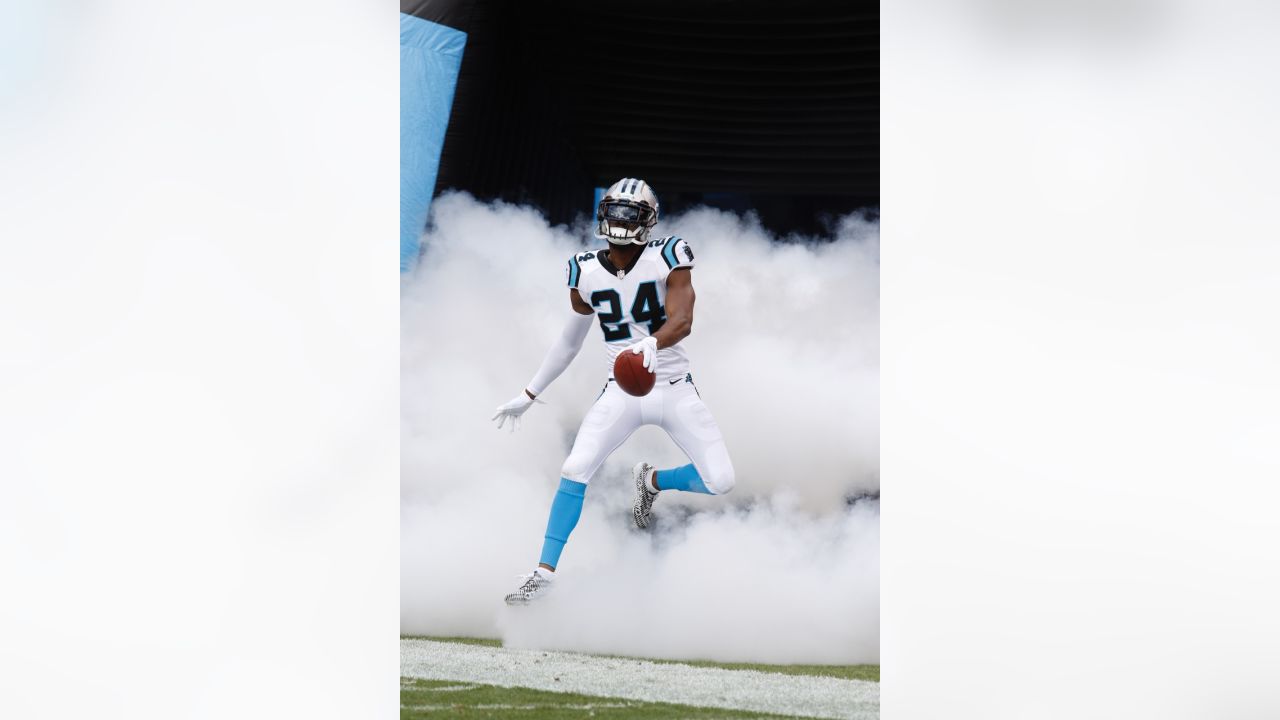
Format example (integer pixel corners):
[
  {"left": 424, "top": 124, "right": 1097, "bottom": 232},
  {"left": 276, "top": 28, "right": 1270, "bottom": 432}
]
[
  {"left": 560, "top": 456, "right": 592, "bottom": 484},
  {"left": 704, "top": 467, "right": 735, "bottom": 495}
]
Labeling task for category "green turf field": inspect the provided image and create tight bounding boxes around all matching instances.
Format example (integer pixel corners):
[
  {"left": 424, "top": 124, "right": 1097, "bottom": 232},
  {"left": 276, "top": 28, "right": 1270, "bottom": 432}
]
[
  {"left": 400, "top": 636, "right": 878, "bottom": 718},
  {"left": 401, "top": 678, "right": 802, "bottom": 719}
]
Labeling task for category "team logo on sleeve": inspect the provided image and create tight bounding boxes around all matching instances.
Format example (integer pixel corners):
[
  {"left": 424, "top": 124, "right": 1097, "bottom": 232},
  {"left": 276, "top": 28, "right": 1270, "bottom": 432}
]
[{"left": 683, "top": 244, "right": 694, "bottom": 261}]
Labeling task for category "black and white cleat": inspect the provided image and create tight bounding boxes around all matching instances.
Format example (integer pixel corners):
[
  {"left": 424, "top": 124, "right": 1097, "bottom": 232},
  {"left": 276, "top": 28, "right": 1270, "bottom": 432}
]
[
  {"left": 632, "top": 461, "right": 657, "bottom": 529},
  {"left": 504, "top": 569, "right": 554, "bottom": 606}
]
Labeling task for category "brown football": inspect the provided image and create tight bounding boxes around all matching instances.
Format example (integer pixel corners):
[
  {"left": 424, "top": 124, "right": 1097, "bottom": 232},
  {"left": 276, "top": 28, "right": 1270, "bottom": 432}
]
[{"left": 613, "top": 349, "right": 656, "bottom": 396}]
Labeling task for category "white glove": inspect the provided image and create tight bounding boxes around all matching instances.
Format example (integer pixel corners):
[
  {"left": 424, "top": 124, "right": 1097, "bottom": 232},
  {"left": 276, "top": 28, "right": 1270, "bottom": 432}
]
[
  {"left": 492, "top": 390, "right": 540, "bottom": 432},
  {"left": 625, "top": 336, "right": 658, "bottom": 370}
]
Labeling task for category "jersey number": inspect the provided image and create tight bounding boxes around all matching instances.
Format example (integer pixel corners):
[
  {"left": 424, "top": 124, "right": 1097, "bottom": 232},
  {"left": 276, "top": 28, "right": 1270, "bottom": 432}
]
[{"left": 590, "top": 282, "right": 666, "bottom": 342}]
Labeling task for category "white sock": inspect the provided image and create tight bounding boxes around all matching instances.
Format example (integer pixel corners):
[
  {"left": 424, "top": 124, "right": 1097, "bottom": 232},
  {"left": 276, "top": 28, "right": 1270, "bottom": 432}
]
[
  {"left": 537, "top": 567, "right": 555, "bottom": 579},
  {"left": 646, "top": 467, "right": 659, "bottom": 493}
]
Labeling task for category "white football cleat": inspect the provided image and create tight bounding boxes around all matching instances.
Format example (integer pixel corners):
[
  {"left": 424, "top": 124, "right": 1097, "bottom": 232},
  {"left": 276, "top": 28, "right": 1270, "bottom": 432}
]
[
  {"left": 632, "top": 461, "right": 657, "bottom": 529},
  {"left": 504, "top": 569, "right": 554, "bottom": 605}
]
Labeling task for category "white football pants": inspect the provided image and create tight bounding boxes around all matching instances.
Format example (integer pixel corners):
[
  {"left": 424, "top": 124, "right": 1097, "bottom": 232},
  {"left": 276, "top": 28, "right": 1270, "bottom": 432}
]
[{"left": 560, "top": 375, "right": 736, "bottom": 494}]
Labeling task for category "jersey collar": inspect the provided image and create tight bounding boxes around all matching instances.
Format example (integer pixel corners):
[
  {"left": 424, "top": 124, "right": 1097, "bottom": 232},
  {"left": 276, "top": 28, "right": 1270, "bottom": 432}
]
[{"left": 598, "top": 247, "right": 644, "bottom": 278}]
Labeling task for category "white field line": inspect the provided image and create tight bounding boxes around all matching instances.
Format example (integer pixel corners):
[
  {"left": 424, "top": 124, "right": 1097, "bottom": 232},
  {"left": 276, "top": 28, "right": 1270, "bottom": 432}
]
[{"left": 400, "top": 638, "right": 878, "bottom": 720}]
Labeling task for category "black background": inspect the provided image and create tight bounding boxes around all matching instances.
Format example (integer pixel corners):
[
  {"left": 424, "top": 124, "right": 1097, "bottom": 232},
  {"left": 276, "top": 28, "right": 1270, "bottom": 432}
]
[{"left": 404, "top": 0, "right": 878, "bottom": 237}]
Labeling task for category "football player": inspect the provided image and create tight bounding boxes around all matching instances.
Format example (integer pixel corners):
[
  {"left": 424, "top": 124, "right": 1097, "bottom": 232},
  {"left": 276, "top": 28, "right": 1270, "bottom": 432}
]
[{"left": 493, "top": 178, "right": 736, "bottom": 605}]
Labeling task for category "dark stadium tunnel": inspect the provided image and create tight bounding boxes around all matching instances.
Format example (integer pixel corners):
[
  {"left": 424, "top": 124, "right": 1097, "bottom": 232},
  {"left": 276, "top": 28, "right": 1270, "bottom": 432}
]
[{"left": 404, "top": 0, "right": 878, "bottom": 238}]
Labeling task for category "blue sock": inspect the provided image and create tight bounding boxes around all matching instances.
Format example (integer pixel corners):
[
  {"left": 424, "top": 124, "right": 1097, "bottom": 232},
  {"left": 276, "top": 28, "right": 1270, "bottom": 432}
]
[
  {"left": 657, "top": 463, "right": 712, "bottom": 494},
  {"left": 539, "top": 478, "right": 587, "bottom": 569}
]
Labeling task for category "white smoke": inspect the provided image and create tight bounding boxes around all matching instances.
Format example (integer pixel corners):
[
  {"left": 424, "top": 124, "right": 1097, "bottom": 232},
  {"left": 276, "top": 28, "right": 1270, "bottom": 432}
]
[{"left": 401, "top": 192, "right": 879, "bottom": 664}]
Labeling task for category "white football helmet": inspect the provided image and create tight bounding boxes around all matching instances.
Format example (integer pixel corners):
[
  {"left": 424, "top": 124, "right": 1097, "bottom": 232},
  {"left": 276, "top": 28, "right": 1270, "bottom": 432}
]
[{"left": 596, "top": 177, "right": 659, "bottom": 246}]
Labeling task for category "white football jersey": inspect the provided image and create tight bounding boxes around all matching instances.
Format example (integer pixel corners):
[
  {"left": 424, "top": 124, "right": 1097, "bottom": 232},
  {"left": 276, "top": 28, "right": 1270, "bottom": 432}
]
[{"left": 566, "top": 235, "right": 696, "bottom": 381}]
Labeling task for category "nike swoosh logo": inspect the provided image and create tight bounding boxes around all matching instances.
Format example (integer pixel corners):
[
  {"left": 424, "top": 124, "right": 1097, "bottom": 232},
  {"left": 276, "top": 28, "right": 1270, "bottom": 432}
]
[{"left": 669, "top": 378, "right": 682, "bottom": 384}]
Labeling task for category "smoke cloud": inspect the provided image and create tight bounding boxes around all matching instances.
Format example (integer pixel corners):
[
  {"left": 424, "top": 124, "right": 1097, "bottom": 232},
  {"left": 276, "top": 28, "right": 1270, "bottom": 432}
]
[{"left": 401, "top": 192, "right": 879, "bottom": 664}]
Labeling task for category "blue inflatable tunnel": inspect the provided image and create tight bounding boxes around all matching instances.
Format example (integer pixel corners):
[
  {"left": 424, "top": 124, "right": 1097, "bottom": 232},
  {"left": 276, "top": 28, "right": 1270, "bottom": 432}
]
[{"left": 400, "top": 12, "right": 466, "bottom": 272}]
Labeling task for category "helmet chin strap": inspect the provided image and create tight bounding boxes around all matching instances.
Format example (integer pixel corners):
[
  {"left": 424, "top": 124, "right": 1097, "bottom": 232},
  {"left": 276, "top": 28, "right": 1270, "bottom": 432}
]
[{"left": 602, "top": 223, "right": 647, "bottom": 245}]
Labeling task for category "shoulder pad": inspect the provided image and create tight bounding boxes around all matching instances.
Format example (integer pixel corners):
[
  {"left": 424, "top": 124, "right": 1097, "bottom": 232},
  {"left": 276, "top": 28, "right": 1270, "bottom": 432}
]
[
  {"left": 566, "top": 253, "right": 583, "bottom": 287},
  {"left": 659, "top": 235, "right": 690, "bottom": 270},
  {"left": 567, "top": 249, "right": 604, "bottom": 287}
]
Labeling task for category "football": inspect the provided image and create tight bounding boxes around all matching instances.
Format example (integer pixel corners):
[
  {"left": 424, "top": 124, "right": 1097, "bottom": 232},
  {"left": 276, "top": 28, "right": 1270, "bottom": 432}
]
[{"left": 613, "top": 349, "right": 655, "bottom": 396}]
